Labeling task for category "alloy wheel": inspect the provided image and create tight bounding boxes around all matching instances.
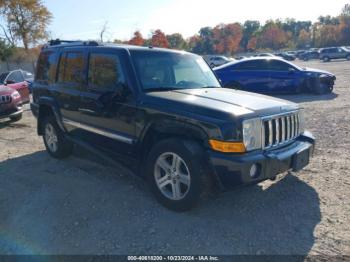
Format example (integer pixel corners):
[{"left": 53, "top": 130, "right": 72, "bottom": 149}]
[
  {"left": 45, "top": 123, "right": 58, "bottom": 153},
  {"left": 154, "top": 152, "right": 191, "bottom": 201}
]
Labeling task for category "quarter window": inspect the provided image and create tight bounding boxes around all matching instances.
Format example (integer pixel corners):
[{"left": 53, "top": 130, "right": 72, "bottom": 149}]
[
  {"left": 58, "top": 51, "right": 85, "bottom": 84},
  {"left": 36, "top": 51, "right": 57, "bottom": 83},
  {"left": 88, "top": 53, "right": 125, "bottom": 90}
]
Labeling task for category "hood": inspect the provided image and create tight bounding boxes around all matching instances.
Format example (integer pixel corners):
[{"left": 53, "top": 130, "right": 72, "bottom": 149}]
[
  {"left": 303, "top": 67, "right": 335, "bottom": 76},
  {"left": 145, "top": 88, "right": 298, "bottom": 119},
  {"left": 0, "top": 85, "right": 15, "bottom": 95}
]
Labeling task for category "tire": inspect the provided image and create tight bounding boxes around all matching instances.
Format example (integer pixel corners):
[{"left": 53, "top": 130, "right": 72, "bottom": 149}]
[
  {"left": 42, "top": 116, "right": 73, "bottom": 159},
  {"left": 323, "top": 56, "right": 330, "bottom": 62},
  {"left": 9, "top": 114, "right": 22, "bottom": 122},
  {"left": 346, "top": 55, "right": 350, "bottom": 60},
  {"left": 146, "top": 138, "right": 210, "bottom": 212}
]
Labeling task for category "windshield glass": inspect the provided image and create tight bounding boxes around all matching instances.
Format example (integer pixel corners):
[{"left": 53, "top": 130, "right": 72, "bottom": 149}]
[
  {"left": 131, "top": 51, "right": 221, "bottom": 91},
  {"left": 0, "top": 72, "right": 9, "bottom": 84}
]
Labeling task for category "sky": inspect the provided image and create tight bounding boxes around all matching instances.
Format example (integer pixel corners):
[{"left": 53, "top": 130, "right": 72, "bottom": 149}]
[{"left": 44, "top": 0, "right": 349, "bottom": 41}]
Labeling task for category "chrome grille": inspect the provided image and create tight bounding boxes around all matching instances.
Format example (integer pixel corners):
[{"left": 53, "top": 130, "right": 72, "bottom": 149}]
[
  {"left": 263, "top": 112, "right": 301, "bottom": 149},
  {"left": 0, "top": 95, "right": 11, "bottom": 104}
]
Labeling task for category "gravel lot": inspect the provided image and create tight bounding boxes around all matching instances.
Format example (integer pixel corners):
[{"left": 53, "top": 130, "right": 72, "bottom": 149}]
[{"left": 0, "top": 60, "right": 349, "bottom": 256}]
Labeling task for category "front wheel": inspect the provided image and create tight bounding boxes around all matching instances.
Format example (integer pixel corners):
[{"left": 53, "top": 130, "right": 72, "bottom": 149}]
[
  {"left": 42, "top": 116, "right": 73, "bottom": 159},
  {"left": 323, "top": 56, "right": 330, "bottom": 62},
  {"left": 146, "top": 138, "right": 210, "bottom": 211}
]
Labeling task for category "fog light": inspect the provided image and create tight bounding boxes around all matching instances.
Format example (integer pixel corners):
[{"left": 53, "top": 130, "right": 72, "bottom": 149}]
[{"left": 249, "top": 164, "right": 259, "bottom": 178}]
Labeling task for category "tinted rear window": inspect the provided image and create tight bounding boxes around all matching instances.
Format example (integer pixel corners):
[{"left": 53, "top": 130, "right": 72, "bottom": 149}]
[
  {"left": 36, "top": 51, "right": 57, "bottom": 83},
  {"left": 58, "top": 51, "right": 85, "bottom": 85}
]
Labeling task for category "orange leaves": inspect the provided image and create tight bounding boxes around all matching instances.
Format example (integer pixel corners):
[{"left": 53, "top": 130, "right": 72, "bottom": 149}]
[
  {"left": 151, "top": 29, "right": 169, "bottom": 48},
  {"left": 212, "top": 23, "right": 242, "bottom": 55},
  {"left": 128, "top": 31, "right": 145, "bottom": 46}
]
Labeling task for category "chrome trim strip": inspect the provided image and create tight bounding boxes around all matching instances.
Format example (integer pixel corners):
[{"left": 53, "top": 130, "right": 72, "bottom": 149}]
[
  {"left": 268, "top": 120, "right": 273, "bottom": 146},
  {"left": 275, "top": 118, "right": 280, "bottom": 145},
  {"left": 281, "top": 117, "right": 285, "bottom": 142},
  {"left": 62, "top": 118, "right": 134, "bottom": 144}
]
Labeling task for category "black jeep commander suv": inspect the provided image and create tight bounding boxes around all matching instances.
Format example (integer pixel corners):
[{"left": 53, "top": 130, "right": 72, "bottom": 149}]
[{"left": 31, "top": 40, "right": 315, "bottom": 211}]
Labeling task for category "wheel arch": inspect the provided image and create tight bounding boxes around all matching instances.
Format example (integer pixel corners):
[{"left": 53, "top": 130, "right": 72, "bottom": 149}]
[{"left": 37, "top": 97, "right": 64, "bottom": 135}]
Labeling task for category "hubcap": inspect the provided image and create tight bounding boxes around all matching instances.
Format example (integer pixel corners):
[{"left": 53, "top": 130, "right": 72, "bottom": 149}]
[
  {"left": 154, "top": 152, "right": 191, "bottom": 201},
  {"left": 45, "top": 123, "right": 58, "bottom": 152}
]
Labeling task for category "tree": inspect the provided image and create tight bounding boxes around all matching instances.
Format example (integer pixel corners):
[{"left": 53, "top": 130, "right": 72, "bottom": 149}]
[
  {"left": 0, "top": 0, "right": 52, "bottom": 50},
  {"left": 0, "top": 39, "right": 13, "bottom": 61},
  {"left": 341, "top": 4, "right": 350, "bottom": 16},
  {"left": 166, "top": 33, "right": 186, "bottom": 50},
  {"left": 128, "top": 31, "right": 145, "bottom": 46},
  {"left": 212, "top": 23, "right": 243, "bottom": 55},
  {"left": 99, "top": 21, "right": 108, "bottom": 42},
  {"left": 247, "top": 36, "right": 257, "bottom": 51},
  {"left": 151, "top": 29, "right": 169, "bottom": 48},
  {"left": 297, "top": 29, "right": 311, "bottom": 48},
  {"left": 241, "top": 20, "right": 260, "bottom": 51},
  {"left": 258, "top": 22, "right": 288, "bottom": 50}
]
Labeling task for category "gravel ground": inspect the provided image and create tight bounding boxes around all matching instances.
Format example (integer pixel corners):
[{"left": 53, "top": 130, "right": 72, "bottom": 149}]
[{"left": 0, "top": 60, "right": 349, "bottom": 256}]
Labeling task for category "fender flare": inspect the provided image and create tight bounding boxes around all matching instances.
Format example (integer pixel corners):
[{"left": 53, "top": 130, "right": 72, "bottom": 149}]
[{"left": 37, "top": 97, "right": 65, "bottom": 135}]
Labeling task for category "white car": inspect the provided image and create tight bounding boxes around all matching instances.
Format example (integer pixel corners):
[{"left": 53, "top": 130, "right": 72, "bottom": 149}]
[{"left": 204, "top": 55, "right": 234, "bottom": 68}]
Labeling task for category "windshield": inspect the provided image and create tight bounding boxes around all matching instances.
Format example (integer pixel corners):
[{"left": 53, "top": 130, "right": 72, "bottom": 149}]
[
  {"left": 131, "top": 51, "right": 221, "bottom": 91},
  {"left": 0, "top": 72, "right": 9, "bottom": 84}
]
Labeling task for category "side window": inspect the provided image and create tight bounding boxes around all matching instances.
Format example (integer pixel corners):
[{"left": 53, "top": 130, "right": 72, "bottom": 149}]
[
  {"left": 58, "top": 51, "right": 85, "bottom": 85},
  {"left": 88, "top": 53, "right": 125, "bottom": 91},
  {"left": 7, "top": 71, "right": 24, "bottom": 83},
  {"left": 36, "top": 51, "right": 57, "bottom": 83},
  {"left": 268, "top": 60, "right": 293, "bottom": 71},
  {"left": 235, "top": 60, "right": 268, "bottom": 71}
]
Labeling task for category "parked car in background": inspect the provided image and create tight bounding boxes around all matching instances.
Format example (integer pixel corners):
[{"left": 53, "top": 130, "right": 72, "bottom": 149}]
[
  {"left": 214, "top": 57, "right": 336, "bottom": 94},
  {"left": 31, "top": 40, "right": 315, "bottom": 211},
  {"left": 0, "top": 69, "right": 30, "bottom": 103},
  {"left": 299, "top": 51, "right": 320, "bottom": 61},
  {"left": 319, "top": 47, "right": 350, "bottom": 62},
  {"left": 275, "top": 52, "right": 296, "bottom": 61},
  {"left": 204, "top": 55, "right": 233, "bottom": 67},
  {"left": 255, "top": 53, "right": 275, "bottom": 58},
  {"left": 0, "top": 85, "right": 23, "bottom": 122}
]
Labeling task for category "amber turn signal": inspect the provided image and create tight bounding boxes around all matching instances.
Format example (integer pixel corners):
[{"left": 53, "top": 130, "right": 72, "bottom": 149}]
[{"left": 209, "top": 139, "right": 246, "bottom": 153}]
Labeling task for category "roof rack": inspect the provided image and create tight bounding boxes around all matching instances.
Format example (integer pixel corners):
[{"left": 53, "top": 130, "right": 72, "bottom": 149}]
[{"left": 43, "top": 39, "right": 100, "bottom": 48}]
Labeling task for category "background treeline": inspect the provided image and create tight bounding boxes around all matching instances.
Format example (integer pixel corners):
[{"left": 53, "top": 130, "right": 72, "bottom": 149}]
[
  {"left": 0, "top": 0, "right": 350, "bottom": 71},
  {"left": 117, "top": 3, "right": 350, "bottom": 55}
]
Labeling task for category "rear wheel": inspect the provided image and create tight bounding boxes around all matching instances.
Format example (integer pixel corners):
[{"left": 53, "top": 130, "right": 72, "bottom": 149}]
[
  {"left": 42, "top": 116, "right": 73, "bottom": 158},
  {"left": 323, "top": 56, "right": 330, "bottom": 62},
  {"left": 9, "top": 114, "right": 22, "bottom": 122},
  {"left": 146, "top": 138, "right": 210, "bottom": 211},
  {"left": 346, "top": 55, "right": 350, "bottom": 60}
]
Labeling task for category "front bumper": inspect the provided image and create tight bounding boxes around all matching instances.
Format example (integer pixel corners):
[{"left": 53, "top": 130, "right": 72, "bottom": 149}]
[
  {"left": 0, "top": 104, "right": 23, "bottom": 120},
  {"left": 208, "top": 132, "right": 315, "bottom": 190}
]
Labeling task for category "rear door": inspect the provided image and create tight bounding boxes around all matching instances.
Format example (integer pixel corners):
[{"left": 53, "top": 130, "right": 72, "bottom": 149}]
[
  {"left": 6, "top": 70, "right": 30, "bottom": 103},
  {"left": 233, "top": 60, "right": 271, "bottom": 93},
  {"left": 53, "top": 48, "right": 87, "bottom": 125},
  {"left": 76, "top": 48, "right": 137, "bottom": 159}
]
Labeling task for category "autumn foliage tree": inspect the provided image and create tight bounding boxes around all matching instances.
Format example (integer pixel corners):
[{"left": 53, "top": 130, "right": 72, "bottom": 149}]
[
  {"left": 128, "top": 31, "right": 145, "bottom": 46},
  {"left": 151, "top": 29, "right": 169, "bottom": 48},
  {"left": 247, "top": 36, "right": 257, "bottom": 51},
  {"left": 0, "top": 0, "right": 52, "bottom": 50},
  {"left": 166, "top": 33, "right": 186, "bottom": 50},
  {"left": 212, "top": 23, "right": 242, "bottom": 55},
  {"left": 258, "top": 22, "right": 289, "bottom": 50}
]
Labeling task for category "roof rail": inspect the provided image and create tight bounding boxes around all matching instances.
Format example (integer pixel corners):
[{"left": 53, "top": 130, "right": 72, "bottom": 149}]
[{"left": 43, "top": 39, "right": 100, "bottom": 48}]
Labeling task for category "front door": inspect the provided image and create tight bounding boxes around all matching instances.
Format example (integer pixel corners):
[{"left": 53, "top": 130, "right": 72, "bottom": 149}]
[
  {"left": 77, "top": 49, "right": 137, "bottom": 159},
  {"left": 6, "top": 70, "right": 30, "bottom": 103}
]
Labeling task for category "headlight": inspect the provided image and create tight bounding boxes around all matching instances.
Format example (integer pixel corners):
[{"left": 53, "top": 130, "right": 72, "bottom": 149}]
[
  {"left": 242, "top": 118, "right": 263, "bottom": 151},
  {"left": 11, "top": 91, "right": 21, "bottom": 99}
]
